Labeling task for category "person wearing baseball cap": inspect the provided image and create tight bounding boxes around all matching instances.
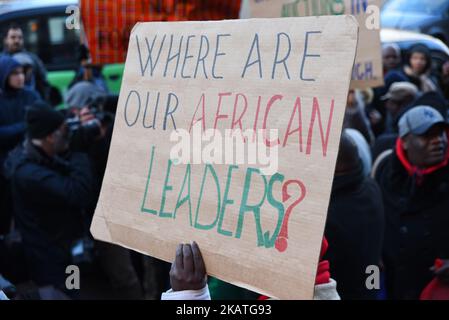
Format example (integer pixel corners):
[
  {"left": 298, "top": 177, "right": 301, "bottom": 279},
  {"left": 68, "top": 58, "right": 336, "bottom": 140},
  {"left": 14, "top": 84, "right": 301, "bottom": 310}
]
[
  {"left": 381, "top": 82, "right": 419, "bottom": 134},
  {"left": 381, "top": 82, "right": 419, "bottom": 101},
  {"left": 371, "top": 83, "right": 420, "bottom": 161},
  {"left": 373, "top": 105, "right": 449, "bottom": 299}
]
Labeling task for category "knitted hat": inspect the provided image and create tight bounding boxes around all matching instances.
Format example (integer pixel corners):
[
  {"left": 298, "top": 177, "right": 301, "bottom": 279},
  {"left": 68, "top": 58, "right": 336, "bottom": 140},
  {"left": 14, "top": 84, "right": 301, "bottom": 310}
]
[{"left": 26, "top": 102, "right": 65, "bottom": 139}]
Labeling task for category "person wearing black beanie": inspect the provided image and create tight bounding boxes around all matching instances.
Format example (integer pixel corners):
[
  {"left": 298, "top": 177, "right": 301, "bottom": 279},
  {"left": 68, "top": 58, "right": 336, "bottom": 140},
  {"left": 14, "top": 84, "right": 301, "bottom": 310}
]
[
  {"left": 2, "top": 101, "right": 93, "bottom": 296},
  {"left": 26, "top": 102, "right": 65, "bottom": 138},
  {"left": 24, "top": 102, "right": 69, "bottom": 157}
]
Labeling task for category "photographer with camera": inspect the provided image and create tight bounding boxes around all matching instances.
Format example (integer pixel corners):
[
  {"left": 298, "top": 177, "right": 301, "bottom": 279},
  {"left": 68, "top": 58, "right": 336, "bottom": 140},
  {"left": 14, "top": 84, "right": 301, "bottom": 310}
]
[
  {"left": 65, "top": 81, "right": 143, "bottom": 299},
  {"left": 65, "top": 81, "right": 113, "bottom": 153},
  {"left": 3, "top": 102, "right": 93, "bottom": 297}
]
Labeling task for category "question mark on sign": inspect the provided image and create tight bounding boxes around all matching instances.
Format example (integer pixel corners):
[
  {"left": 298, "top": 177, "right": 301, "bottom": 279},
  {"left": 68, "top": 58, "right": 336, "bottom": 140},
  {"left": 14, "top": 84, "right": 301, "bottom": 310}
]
[{"left": 275, "top": 179, "right": 306, "bottom": 253}]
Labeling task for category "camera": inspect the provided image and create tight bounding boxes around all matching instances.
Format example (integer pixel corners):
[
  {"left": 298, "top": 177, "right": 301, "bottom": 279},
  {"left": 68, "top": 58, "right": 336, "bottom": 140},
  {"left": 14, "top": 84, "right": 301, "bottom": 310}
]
[
  {"left": 66, "top": 112, "right": 102, "bottom": 139},
  {"left": 66, "top": 96, "right": 113, "bottom": 141}
]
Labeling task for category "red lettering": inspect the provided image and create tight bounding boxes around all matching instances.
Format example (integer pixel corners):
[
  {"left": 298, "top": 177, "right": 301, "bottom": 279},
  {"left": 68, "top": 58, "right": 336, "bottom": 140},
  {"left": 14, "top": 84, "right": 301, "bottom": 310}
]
[
  {"left": 306, "top": 98, "right": 334, "bottom": 156},
  {"left": 263, "top": 95, "right": 282, "bottom": 147},
  {"left": 213, "top": 92, "right": 232, "bottom": 130},
  {"left": 189, "top": 93, "right": 206, "bottom": 132},
  {"left": 283, "top": 97, "right": 303, "bottom": 152}
]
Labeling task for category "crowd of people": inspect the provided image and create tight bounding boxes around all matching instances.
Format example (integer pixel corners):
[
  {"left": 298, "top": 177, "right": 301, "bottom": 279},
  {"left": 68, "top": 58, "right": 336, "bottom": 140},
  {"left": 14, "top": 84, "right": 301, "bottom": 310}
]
[
  {"left": 1, "top": 21, "right": 449, "bottom": 300},
  {"left": 0, "top": 23, "right": 170, "bottom": 300}
]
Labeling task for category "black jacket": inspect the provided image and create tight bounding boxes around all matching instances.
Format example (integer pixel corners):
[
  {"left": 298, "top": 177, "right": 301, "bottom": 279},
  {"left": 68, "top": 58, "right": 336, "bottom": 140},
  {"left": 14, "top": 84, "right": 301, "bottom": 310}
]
[
  {"left": 325, "top": 164, "right": 384, "bottom": 300},
  {"left": 374, "top": 151, "right": 449, "bottom": 299},
  {"left": 0, "top": 55, "right": 40, "bottom": 168},
  {"left": 3, "top": 141, "right": 93, "bottom": 286}
]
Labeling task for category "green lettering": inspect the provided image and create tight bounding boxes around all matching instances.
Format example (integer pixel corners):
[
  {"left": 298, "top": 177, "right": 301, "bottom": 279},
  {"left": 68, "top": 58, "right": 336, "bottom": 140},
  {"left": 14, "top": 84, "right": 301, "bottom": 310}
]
[
  {"left": 194, "top": 165, "right": 221, "bottom": 230},
  {"left": 217, "top": 165, "right": 239, "bottom": 237},
  {"left": 235, "top": 167, "right": 266, "bottom": 247},
  {"left": 264, "top": 173, "right": 285, "bottom": 248},
  {"left": 173, "top": 164, "right": 193, "bottom": 226},
  {"left": 159, "top": 159, "right": 174, "bottom": 218},
  {"left": 141, "top": 146, "right": 157, "bottom": 215},
  {"left": 331, "top": 0, "right": 345, "bottom": 15}
]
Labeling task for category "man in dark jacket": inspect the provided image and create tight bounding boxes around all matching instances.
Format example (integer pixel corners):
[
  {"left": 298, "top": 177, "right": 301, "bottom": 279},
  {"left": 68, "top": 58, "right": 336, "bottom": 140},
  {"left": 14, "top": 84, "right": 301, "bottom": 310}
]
[
  {"left": 374, "top": 105, "right": 449, "bottom": 299},
  {"left": 324, "top": 130, "right": 384, "bottom": 299},
  {"left": 371, "top": 82, "right": 419, "bottom": 161},
  {"left": 0, "top": 55, "right": 40, "bottom": 235},
  {"left": 2, "top": 24, "right": 50, "bottom": 101},
  {"left": 3, "top": 104, "right": 93, "bottom": 292}
]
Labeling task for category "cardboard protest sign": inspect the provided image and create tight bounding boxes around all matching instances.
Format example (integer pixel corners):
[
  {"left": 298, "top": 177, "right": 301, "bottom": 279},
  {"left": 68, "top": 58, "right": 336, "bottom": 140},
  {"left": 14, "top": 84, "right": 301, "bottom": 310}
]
[
  {"left": 90, "top": 16, "right": 358, "bottom": 299},
  {"left": 80, "top": 0, "right": 241, "bottom": 65},
  {"left": 242, "top": 0, "right": 383, "bottom": 89}
]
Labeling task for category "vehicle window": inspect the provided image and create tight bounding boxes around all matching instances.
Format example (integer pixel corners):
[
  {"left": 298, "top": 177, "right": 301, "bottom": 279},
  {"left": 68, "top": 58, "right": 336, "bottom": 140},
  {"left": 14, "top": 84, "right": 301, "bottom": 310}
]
[
  {"left": 24, "top": 19, "right": 39, "bottom": 51},
  {"left": 49, "top": 16, "right": 66, "bottom": 45},
  {"left": 383, "top": 0, "right": 448, "bottom": 15},
  {"left": 1, "top": 13, "right": 80, "bottom": 71},
  {"left": 44, "top": 14, "right": 80, "bottom": 71}
]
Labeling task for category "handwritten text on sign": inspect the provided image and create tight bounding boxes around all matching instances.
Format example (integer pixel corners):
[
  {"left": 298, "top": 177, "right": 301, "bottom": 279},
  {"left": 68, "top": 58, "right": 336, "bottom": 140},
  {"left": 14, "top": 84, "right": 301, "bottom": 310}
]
[
  {"left": 243, "top": 0, "right": 383, "bottom": 89},
  {"left": 91, "top": 17, "right": 358, "bottom": 300}
]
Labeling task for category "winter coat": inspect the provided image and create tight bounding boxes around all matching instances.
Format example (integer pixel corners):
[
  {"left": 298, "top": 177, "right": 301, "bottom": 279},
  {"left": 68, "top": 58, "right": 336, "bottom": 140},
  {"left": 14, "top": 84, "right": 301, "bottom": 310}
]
[
  {"left": 0, "top": 55, "right": 40, "bottom": 168},
  {"left": 374, "top": 140, "right": 449, "bottom": 299},
  {"left": 325, "top": 163, "right": 384, "bottom": 299},
  {"left": 3, "top": 140, "right": 93, "bottom": 287}
]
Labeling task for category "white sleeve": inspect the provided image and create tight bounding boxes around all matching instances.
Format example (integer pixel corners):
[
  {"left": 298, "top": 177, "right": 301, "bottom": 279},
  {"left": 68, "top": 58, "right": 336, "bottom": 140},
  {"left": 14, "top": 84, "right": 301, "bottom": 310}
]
[
  {"left": 313, "top": 279, "right": 341, "bottom": 300},
  {"left": 161, "top": 285, "right": 211, "bottom": 300}
]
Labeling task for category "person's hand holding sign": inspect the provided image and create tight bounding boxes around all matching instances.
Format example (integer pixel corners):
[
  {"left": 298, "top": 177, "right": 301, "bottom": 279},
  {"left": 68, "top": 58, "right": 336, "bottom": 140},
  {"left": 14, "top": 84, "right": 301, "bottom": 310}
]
[{"left": 170, "top": 241, "right": 207, "bottom": 291}]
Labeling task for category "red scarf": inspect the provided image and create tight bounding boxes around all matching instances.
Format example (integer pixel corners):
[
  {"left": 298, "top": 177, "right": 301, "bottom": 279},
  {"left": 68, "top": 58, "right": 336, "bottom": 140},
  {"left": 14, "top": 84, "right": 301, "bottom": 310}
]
[
  {"left": 315, "top": 237, "right": 331, "bottom": 285},
  {"left": 420, "top": 259, "right": 449, "bottom": 300},
  {"left": 395, "top": 136, "right": 449, "bottom": 185}
]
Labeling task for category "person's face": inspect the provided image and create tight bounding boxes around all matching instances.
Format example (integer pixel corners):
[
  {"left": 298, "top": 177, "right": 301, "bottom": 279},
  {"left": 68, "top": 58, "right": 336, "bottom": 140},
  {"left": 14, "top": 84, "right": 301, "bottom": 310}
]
[
  {"left": 442, "top": 61, "right": 449, "bottom": 84},
  {"left": 68, "top": 106, "right": 95, "bottom": 124},
  {"left": 4, "top": 28, "right": 24, "bottom": 53},
  {"left": 8, "top": 67, "right": 25, "bottom": 89},
  {"left": 383, "top": 47, "right": 400, "bottom": 71},
  {"left": 386, "top": 99, "right": 401, "bottom": 116},
  {"left": 403, "top": 124, "right": 448, "bottom": 168},
  {"left": 50, "top": 123, "right": 70, "bottom": 155},
  {"left": 443, "top": 61, "right": 449, "bottom": 77},
  {"left": 80, "top": 61, "right": 94, "bottom": 81},
  {"left": 410, "top": 52, "right": 428, "bottom": 74},
  {"left": 386, "top": 94, "right": 414, "bottom": 117}
]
